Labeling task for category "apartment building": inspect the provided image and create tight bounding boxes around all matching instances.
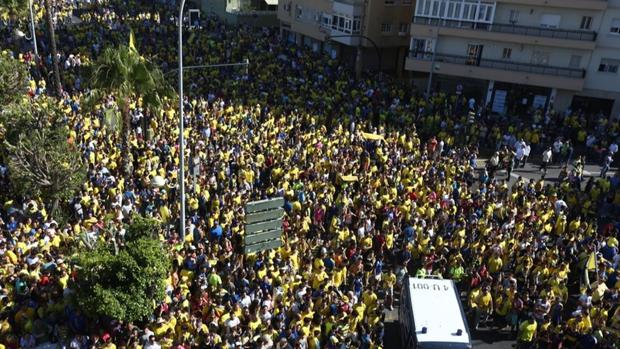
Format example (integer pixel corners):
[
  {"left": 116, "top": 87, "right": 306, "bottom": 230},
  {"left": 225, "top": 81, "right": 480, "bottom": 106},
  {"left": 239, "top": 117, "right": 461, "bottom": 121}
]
[
  {"left": 201, "top": 0, "right": 278, "bottom": 26},
  {"left": 277, "top": 0, "right": 415, "bottom": 73},
  {"left": 405, "top": 0, "right": 620, "bottom": 118}
]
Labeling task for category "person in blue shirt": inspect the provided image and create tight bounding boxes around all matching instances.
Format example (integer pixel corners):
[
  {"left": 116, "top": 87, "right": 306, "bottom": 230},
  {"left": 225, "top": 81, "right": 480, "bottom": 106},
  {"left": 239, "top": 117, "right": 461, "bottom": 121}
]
[{"left": 209, "top": 221, "right": 223, "bottom": 240}]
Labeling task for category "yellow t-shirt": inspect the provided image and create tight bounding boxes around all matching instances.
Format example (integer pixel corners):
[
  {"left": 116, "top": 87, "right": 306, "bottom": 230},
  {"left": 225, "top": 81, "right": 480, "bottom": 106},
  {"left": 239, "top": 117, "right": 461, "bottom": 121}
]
[{"left": 518, "top": 320, "right": 537, "bottom": 342}]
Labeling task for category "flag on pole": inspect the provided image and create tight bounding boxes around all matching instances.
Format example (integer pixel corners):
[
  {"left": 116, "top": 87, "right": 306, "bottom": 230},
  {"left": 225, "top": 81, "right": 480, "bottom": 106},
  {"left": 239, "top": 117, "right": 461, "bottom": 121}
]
[{"left": 129, "top": 30, "right": 137, "bottom": 52}]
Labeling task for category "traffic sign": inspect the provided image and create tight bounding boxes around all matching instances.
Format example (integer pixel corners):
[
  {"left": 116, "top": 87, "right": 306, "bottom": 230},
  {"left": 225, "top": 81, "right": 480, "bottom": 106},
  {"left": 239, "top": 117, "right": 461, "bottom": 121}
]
[{"left": 243, "top": 197, "right": 284, "bottom": 254}]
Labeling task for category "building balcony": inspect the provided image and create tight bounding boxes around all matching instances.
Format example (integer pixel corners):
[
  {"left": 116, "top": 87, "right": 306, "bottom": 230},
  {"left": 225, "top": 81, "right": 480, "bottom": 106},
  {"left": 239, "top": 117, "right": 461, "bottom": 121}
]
[
  {"left": 412, "top": 17, "right": 597, "bottom": 50},
  {"left": 495, "top": 0, "right": 607, "bottom": 11},
  {"left": 406, "top": 51, "right": 585, "bottom": 90}
]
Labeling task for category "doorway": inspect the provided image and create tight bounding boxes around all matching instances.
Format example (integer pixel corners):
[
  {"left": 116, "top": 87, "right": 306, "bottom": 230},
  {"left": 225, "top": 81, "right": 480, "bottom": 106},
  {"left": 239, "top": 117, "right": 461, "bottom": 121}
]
[{"left": 571, "top": 96, "right": 614, "bottom": 116}]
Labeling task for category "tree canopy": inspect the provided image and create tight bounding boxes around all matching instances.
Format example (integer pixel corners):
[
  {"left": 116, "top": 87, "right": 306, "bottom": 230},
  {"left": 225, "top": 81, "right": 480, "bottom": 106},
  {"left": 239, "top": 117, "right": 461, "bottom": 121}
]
[
  {"left": 73, "top": 216, "right": 170, "bottom": 323},
  {"left": 4, "top": 124, "right": 85, "bottom": 212},
  {"left": 0, "top": 0, "right": 29, "bottom": 20},
  {"left": 0, "top": 54, "right": 28, "bottom": 106}
]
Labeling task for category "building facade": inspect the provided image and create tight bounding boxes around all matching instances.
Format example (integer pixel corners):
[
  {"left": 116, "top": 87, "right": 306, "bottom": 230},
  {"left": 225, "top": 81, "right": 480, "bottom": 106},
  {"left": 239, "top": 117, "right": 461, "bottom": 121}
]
[
  {"left": 277, "top": 0, "right": 415, "bottom": 73},
  {"left": 202, "top": 0, "right": 279, "bottom": 26},
  {"left": 405, "top": 0, "right": 620, "bottom": 118}
]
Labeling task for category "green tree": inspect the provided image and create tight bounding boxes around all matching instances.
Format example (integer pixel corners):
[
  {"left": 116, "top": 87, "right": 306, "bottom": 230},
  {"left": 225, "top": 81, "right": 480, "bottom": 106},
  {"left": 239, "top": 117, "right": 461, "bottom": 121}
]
[
  {"left": 125, "top": 214, "right": 162, "bottom": 241},
  {"left": 0, "top": 52, "right": 28, "bottom": 106},
  {"left": 73, "top": 217, "right": 170, "bottom": 323},
  {"left": 0, "top": 0, "right": 62, "bottom": 95},
  {"left": 0, "top": 0, "right": 28, "bottom": 23},
  {"left": 4, "top": 123, "right": 85, "bottom": 215},
  {"left": 0, "top": 55, "right": 29, "bottom": 144},
  {"left": 87, "top": 44, "right": 172, "bottom": 175},
  {"left": 0, "top": 97, "right": 59, "bottom": 147}
]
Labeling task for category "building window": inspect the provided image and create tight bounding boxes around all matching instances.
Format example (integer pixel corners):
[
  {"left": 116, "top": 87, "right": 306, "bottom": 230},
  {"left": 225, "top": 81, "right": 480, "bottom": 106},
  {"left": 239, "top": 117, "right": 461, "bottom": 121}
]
[
  {"left": 283, "top": 2, "right": 292, "bottom": 14},
  {"left": 385, "top": 0, "right": 395, "bottom": 4},
  {"left": 502, "top": 48, "right": 512, "bottom": 59},
  {"left": 416, "top": 0, "right": 495, "bottom": 24},
  {"left": 540, "top": 14, "right": 561, "bottom": 29},
  {"left": 509, "top": 9, "right": 519, "bottom": 24},
  {"left": 399, "top": 23, "right": 410, "bottom": 34},
  {"left": 353, "top": 16, "right": 361, "bottom": 33},
  {"left": 569, "top": 55, "right": 582, "bottom": 68},
  {"left": 295, "top": 5, "right": 302, "bottom": 19},
  {"left": 321, "top": 13, "right": 331, "bottom": 28},
  {"left": 610, "top": 19, "right": 620, "bottom": 34},
  {"left": 466, "top": 44, "right": 483, "bottom": 65},
  {"left": 331, "top": 14, "right": 360, "bottom": 34},
  {"left": 410, "top": 38, "right": 434, "bottom": 57},
  {"left": 598, "top": 58, "right": 619, "bottom": 73},
  {"left": 580, "top": 16, "right": 592, "bottom": 30},
  {"left": 531, "top": 51, "right": 550, "bottom": 65},
  {"left": 381, "top": 23, "right": 393, "bottom": 33}
]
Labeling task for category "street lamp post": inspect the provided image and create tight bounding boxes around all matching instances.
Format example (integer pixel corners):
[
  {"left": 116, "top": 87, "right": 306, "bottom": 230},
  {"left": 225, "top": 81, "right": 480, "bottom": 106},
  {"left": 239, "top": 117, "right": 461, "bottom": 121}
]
[
  {"left": 28, "top": 0, "right": 38, "bottom": 56},
  {"left": 177, "top": 1, "right": 249, "bottom": 242},
  {"left": 178, "top": 0, "right": 187, "bottom": 241},
  {"left": 13, "top": 0, "right": 38, "bottom": 57}
]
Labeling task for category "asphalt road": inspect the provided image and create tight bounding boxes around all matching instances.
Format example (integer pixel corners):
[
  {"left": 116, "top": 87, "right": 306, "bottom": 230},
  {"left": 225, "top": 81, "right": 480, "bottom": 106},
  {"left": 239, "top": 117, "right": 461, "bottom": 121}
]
[
  {"left": 479, "top": 159, "right": 616, "bottom": 185},
  {"left": 382, "top": 161, "right": 617, "bottom": 349}
]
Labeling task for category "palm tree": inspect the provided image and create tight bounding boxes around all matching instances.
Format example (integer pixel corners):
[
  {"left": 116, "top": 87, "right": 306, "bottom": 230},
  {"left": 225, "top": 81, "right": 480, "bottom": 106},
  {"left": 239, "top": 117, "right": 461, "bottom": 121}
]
[{"left": 88, "top": 44, "right": 171, "bottom": 176}]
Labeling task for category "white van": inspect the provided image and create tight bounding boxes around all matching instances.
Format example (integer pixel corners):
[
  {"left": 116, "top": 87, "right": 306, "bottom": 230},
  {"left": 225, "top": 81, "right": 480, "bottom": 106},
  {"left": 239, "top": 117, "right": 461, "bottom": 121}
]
[{"left": 400, "top": 277, "right": 472, "bottom": 349}]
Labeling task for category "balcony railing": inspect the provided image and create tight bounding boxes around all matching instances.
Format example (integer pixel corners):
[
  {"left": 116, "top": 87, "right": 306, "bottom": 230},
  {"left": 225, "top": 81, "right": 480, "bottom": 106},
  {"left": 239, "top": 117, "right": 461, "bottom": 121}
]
[
  {"left": 413, "top": 17, "right": 597, "bottom": 42},
  {"left": 408, "top": 51, "right": 586, "bottom": 79}
]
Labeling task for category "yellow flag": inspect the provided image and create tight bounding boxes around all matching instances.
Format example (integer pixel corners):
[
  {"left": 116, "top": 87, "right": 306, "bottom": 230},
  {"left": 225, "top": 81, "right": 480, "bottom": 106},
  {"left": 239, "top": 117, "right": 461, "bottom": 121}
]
[
  {"left": 340, "top": 175, "right": 359, "bottom": 182},
  {"left": 129, "top": 30, "right": 137, "bottom": 52},
  {"left": 361, "top": 132, "right": 384, "bottom": 141},
  {"left": 586, "top": 252, "right": 597, "bottom": 271}
]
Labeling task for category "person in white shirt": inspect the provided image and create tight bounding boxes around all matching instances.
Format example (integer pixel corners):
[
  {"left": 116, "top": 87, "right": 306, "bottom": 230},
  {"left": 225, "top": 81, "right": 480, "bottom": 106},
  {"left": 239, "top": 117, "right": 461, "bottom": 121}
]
[
  {"left": 552, "top": 139, "right": 563, "bottom": 164},
  {"left": 522, "top": 143, "right": 531, "bottom": 168},
  {"left": 540, "top": 147, "right": 552, "bottom": 176},
  {"left": 144, "top": 335, "right": 162, "bottom": 349},
  {"left": 554, "top": 199, "right": 568, "bottom": 215}
]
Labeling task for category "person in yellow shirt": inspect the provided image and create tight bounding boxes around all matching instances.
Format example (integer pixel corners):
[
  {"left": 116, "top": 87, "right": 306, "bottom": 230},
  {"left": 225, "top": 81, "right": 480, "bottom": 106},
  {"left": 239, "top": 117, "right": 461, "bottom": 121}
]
[
  {"left": 517, "top": 315, "right": 537, "bottom": 348},
  {"left": 474, "top": 286, "right": 493, "bottom": 330},
  {"left": 383, "top": 270, "right": 396, "bottom": 310}
]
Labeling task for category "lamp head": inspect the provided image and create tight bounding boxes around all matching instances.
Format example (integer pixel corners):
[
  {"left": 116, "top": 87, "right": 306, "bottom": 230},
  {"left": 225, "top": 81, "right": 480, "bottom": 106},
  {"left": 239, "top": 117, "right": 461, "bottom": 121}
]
[{"left": 13, "top": 29, "right": 26, "bottom": 39}]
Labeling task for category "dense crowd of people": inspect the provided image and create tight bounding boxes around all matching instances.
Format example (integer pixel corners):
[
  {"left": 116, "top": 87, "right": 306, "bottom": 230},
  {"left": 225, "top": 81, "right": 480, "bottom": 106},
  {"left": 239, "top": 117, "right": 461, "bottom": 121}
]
[{"left": 1, "top": 1, "right": 620, "bottom": 349}]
